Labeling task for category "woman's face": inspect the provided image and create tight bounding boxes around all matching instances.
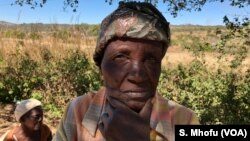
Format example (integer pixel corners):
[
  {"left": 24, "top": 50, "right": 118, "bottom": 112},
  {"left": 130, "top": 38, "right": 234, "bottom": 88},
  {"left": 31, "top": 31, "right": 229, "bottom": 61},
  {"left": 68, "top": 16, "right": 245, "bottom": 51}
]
[
  {"left": 101, "top": 38, "right": 163, "bottom": 112},
  {"left": 21, "top": 106, "right": 43, "bottom": 131}
]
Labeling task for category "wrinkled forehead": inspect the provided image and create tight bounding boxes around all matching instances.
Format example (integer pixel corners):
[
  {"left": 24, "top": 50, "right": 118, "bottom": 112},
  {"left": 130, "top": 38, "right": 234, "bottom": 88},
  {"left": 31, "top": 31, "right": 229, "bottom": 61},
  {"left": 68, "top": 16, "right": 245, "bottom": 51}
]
[
  {"left": 104, "top": 38, "right": 164, "bottom": 59},
  {"left": 106, "top": 37, "right": 164, "bottom": 50}
]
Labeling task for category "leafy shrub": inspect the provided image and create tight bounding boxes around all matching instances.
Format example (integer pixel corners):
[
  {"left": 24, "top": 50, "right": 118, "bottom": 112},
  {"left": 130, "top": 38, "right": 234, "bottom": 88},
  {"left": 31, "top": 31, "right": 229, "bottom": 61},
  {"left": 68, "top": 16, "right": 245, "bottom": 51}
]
[
  {"left": 58, "top": 49, "right": 102, "bottom": 96},
  {"left": 158, "top": 17, "right": 250, "bottom": 124},
  {"left": 0, "top": 55, "right": 43, "bottom": 102},
  {"left": 158, "top": 60, "right": 250, "bottom": 124},
  {"left": 52, "top": 30, "right": 71, "bottom": 40},
  {"left": 0, "top": 48, "right": 102, "bottom": 118},
  {"left": 4, "top": 30, "right": 26, "bottom": 39},
  {"left": 29, "top": 32, "right": 42, "bottom": 40}
]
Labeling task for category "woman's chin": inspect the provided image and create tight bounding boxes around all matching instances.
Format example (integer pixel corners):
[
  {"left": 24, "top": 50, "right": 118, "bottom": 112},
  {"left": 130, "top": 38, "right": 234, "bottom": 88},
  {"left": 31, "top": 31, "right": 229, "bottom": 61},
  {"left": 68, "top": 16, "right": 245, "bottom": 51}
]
[
  {"left": 126, "top": 100, "right": 146, "bottom": 113},
  {"left": 33, "top": 123, "right": 42, "bottom": 131}
]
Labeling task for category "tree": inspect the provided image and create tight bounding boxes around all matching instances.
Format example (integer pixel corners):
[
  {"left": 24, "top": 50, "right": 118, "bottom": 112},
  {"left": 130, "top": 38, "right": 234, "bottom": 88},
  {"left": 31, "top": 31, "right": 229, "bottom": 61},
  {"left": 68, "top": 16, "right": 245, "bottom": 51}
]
[{"left": 12, "top": 0, "right": 250, "bottom": 17}]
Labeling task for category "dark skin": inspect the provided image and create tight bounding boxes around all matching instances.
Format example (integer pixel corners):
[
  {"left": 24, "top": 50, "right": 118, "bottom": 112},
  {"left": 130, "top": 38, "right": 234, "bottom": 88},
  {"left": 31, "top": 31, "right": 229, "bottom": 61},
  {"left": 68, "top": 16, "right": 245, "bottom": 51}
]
[
  {"left": 99, "top": 38, "right": 163, "bottom": 141},
  {"left": 11, "top": 106, "right": 52, "bottom": 141}
]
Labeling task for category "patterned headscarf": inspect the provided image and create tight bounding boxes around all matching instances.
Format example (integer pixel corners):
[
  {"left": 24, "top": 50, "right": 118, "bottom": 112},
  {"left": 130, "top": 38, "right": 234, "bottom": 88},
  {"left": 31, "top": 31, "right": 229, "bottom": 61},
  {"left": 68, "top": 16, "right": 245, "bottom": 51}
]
[{"left": 93, "top": 2, "right": 171, "bottom": 67}]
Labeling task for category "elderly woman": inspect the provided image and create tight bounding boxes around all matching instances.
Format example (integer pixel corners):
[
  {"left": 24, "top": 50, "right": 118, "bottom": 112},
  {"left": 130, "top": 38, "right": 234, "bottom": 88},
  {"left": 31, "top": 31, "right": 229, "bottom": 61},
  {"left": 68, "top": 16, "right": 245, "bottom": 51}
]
[
  {"left": 2, "top": 99, "right": 52, "bottom": 141},
  {"left": 53, "top": 2, "right": 199, "bottom": 141}
]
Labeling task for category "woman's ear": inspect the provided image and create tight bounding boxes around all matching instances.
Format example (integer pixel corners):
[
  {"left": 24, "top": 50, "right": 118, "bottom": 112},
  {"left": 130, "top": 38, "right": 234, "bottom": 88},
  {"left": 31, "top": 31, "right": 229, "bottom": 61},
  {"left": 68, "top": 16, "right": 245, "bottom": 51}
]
[
  {"left": 100, "top": 71, "right": 104, "bottom": 81},
  {"left": 99, "top": 66, "right": 104, "bottom": 81},
  {"left": 19, "top": 116, "right": 25, "bottom": 123}
]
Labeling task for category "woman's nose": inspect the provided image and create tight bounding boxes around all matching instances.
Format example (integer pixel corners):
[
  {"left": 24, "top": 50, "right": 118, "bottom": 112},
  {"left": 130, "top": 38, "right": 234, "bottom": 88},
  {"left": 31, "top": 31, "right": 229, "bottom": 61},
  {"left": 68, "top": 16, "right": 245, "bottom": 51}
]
[
  {"left": 127, "top": 61, "right": 148, "bottom": 83},
  {"left": 38, "top": 116, "right": 42, "bottom": 122}
]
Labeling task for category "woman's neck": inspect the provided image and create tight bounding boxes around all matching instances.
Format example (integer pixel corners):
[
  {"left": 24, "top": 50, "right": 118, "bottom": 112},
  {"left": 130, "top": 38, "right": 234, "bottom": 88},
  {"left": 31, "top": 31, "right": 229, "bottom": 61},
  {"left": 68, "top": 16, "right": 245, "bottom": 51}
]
[{"left": 20, "top": 124, "right": 41, "bottom": 140}]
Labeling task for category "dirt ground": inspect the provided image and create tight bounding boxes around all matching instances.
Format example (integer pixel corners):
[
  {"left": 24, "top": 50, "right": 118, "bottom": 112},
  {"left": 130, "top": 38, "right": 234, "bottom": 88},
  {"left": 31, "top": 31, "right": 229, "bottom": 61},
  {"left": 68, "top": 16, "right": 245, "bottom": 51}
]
[{"left": 0, "top": 104, "right": 18, "bottom": 137}]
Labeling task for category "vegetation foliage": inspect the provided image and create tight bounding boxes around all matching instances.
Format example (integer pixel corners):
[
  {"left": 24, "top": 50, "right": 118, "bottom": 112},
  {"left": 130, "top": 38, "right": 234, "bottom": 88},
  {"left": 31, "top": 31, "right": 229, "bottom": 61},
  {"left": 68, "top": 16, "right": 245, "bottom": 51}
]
[{"left": 0, "top": 22, "right": 249, "bottom": 124}]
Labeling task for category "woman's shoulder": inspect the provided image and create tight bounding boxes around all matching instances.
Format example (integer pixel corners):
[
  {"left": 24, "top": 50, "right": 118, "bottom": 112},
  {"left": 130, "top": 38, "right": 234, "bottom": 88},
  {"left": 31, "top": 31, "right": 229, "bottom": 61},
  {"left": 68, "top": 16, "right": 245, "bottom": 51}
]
[
  {"left": 42, "top": 124, "right": 51, "bottom": 132},
  {"left": 156, "top": 93, "right": 194, "bottom": 113},
  {"left": 41, "top": 124, "right": 52, "bottom": 141},
  {"left": 155, "top": 93, "right": 199, "bottom": 124},
  {"left": 0, "top": 125, "right": 19, "bottom": 141},
  {"left": 168, "top": 100, "right": 193, "bottom": 113},
  {"left": 168, "top": 100, "right": 200, "bottom": 124},
  {"left": 71, "top": 87, "right": 105, "bottom": 108},
  {"left": 64, "top": 88, "right": 106, "bottom": 118}
]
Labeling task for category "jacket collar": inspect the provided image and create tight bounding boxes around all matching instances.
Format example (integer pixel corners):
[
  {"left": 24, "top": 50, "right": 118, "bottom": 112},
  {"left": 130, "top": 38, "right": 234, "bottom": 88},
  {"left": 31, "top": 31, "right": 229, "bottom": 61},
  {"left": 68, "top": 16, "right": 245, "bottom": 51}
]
[
  {"left": 81, "top": 88, "right": 172, "bottom": 138},
  {"left": 81, "top": 88, "right": 106, "bottom": 137}
]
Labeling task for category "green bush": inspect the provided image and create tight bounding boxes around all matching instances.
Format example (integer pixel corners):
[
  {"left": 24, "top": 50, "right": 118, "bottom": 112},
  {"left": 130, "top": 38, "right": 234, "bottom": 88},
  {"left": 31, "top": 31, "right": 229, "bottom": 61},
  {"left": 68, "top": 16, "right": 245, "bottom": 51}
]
[
  {"left": 52, "top": 30, "right": 71, "bottom": 40},
  {"left": 29, "top": 32, "right": 42, "bottom": 40},
  {"left": 0, "top": 56, "right": 43, "bottom": 102},
  {"left": 4, "top": 30, "right": 26, "bottom": 39},
  {"left": 58, "top": 49, "right": 102, "bottom": 96},
  {"left": 0, "top": 48, "right": 102, "bottom": 117},
  {"left": 158, "top": 60, "right": 250, "bottom": 124}
]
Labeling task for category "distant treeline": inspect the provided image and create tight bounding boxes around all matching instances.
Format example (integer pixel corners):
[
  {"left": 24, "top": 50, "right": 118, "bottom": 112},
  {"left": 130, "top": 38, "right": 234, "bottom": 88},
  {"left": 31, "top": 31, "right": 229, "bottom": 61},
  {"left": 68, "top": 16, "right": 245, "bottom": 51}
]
[
  {"left": 0, "top": 21, "right": 225, "bottom": 36},
  {"left": 171, "top": 24, "right": 225, "bottom": 32},
  {"left": 0, "top": 23, "right": 100, "bottom": 36}
]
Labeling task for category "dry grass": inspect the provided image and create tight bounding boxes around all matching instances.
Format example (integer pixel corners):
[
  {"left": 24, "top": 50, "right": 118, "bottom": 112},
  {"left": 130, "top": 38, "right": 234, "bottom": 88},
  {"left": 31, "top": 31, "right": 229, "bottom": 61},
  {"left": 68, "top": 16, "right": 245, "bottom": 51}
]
[
  {"left": 163, "top": 46, "right": 250, "bottom": 72},
  {"left": 0, "top": 26, "right": 249, "bottom": 71},
  {"left": 0, "top": 36, "right": 96, "bottom": 62}
]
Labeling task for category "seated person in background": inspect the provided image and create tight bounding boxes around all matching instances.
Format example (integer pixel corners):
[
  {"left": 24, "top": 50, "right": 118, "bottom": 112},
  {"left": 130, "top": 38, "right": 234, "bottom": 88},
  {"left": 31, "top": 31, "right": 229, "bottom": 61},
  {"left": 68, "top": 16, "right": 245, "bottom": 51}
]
[
  {"left": 53, "top": 2, "right": 199, "bottom": 141},
  {"left": 1, "top": 98, "right": 52, "bottom": 141}
]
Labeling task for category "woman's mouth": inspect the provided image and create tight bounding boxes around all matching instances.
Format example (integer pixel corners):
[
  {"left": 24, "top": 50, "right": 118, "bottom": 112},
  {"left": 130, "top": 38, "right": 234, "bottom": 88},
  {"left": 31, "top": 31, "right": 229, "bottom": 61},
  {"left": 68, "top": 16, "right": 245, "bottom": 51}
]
[{"left": 121, "top": 90, "right": 151, "bottom": 101}]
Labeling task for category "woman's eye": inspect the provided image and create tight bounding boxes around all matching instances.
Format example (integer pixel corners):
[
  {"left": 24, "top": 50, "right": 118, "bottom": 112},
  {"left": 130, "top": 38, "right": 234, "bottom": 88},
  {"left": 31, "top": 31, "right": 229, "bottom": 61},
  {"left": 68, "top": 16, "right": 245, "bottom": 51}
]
[
  {"left": 145, "top": 57, "right": 160, "bottom": 63},
  {"left": 113, "top": 54, "right": 128, "bottom": 61}
]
